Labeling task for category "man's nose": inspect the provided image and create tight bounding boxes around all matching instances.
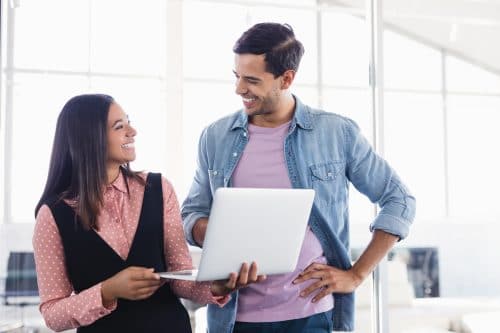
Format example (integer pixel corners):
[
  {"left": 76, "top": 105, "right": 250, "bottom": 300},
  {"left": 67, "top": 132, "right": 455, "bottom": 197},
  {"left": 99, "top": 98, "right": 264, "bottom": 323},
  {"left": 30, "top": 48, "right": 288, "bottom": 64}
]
[{"left": 235, "top": 78, "right": 247, "bottom": 95}]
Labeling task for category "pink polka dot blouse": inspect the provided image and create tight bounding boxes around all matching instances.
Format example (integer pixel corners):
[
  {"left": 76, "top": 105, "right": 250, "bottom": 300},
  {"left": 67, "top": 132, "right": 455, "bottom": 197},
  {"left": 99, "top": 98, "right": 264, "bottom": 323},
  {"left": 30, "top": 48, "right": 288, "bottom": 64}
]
[{"left": 33, "top": 171, "right": 225, "bottom": 331}]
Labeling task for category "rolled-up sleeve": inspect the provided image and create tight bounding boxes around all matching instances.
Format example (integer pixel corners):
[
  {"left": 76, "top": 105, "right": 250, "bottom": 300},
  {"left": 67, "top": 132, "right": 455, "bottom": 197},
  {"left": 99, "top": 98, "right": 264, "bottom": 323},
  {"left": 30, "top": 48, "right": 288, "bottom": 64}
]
[{"left": 343, "top": 118, "right": 416, "bottom": 239}]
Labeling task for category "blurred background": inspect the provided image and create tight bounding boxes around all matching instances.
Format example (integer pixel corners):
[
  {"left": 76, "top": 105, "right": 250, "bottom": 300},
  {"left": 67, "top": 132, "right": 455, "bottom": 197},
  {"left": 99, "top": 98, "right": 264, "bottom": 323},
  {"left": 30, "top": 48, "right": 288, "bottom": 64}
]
[{"left": 1, "top": 0, "right": 499, "bottom": 332}]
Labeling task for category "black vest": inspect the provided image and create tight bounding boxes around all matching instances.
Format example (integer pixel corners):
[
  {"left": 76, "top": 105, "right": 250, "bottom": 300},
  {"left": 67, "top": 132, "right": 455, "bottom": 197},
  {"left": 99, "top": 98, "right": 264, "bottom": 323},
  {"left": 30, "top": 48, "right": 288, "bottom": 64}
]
[{"left": 47, "top": 173, "right": 191, "bottom": 333}]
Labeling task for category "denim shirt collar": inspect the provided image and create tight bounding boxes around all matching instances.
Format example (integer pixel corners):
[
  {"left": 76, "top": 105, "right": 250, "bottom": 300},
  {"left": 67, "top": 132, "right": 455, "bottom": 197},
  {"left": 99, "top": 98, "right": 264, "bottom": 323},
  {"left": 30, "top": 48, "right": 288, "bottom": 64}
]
[{"left": 230, "top": 95, "right": 313, "bottom": 131}]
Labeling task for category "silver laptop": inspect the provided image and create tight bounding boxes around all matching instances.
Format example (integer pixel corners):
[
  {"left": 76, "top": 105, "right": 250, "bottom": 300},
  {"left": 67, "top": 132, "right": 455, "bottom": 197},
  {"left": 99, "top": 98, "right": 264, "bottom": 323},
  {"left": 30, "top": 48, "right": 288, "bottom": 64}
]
[{"left": 159, "top": 187, "right": 315, "bottom": 281}]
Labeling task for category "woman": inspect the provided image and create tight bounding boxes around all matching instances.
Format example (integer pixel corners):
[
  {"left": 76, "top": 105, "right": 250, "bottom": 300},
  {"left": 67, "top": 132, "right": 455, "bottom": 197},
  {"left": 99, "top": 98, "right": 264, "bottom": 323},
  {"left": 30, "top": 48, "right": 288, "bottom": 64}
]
[{"left": 33, "top": 94, "right": 260, "bottom": 332}]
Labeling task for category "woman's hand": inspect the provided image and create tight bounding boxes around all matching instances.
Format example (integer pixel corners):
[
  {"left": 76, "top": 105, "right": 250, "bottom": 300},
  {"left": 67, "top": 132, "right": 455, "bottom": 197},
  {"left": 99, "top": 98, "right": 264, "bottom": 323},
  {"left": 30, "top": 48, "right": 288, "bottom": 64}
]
[
  {"left": 101, "top": 266, "right": 162, "bottom": 306},
  {"left": 210, "top": 262, "right": 266, "bottom": 297}
]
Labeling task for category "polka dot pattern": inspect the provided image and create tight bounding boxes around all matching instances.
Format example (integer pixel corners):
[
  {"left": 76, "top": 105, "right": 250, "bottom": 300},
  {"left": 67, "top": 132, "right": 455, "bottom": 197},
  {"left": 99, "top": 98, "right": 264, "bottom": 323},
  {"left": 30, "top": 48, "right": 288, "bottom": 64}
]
[{"left": 32, "top": 171, "right": 225, "bottom": 331}]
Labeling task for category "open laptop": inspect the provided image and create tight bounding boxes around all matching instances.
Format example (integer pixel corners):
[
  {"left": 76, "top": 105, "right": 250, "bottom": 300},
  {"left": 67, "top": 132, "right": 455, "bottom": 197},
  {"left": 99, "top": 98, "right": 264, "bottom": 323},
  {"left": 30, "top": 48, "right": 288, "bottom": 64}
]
[{"left": 159, "top": 187, "right": 315, "bottom": 281}]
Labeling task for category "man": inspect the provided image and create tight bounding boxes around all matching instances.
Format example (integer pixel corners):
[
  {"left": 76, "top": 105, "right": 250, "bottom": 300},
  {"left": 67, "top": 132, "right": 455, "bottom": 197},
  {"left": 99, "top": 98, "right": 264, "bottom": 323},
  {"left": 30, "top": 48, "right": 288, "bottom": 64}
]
[{"left": 182, "top": 23, "right": 415, "bottom": 332}]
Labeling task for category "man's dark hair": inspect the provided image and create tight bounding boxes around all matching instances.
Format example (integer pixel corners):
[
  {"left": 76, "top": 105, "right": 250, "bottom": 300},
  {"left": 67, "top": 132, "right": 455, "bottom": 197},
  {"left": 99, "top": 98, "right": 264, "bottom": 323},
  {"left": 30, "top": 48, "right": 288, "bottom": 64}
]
[{"left": 233, "top": 23, "right": 304, "bottom": 78}]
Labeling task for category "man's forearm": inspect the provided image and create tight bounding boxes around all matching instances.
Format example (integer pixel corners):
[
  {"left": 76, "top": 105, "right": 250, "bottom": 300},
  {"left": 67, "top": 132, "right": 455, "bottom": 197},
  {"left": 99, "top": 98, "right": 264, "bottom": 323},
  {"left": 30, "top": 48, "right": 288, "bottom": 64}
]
[
  {"left": 351, "top": 230, "right": 398, "bottom": 282},
  {"left": 192, "top": 217, "right": 208, "bottom": 246}
]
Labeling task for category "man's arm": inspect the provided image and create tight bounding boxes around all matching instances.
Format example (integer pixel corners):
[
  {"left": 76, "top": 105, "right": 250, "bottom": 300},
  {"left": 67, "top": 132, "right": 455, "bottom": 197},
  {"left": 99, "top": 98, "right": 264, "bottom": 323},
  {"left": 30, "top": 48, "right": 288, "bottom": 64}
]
[
  {"left": 350, "top": 230, "right": 398, "bottom": 282},
  {"left": 344, "top": 118, "right": 416, "bottom": 239},
  {"left": 293, "top": 230, "right": 397, "bottom": 302},
  {"left": 181, "top": 127, "right": 212, "bottom": 246},
  {"left": 192, "top": 217, "right": 208, "bottom": 246},
  {"left": 294, "top": 118, "right": 415, "bottom": 301}
]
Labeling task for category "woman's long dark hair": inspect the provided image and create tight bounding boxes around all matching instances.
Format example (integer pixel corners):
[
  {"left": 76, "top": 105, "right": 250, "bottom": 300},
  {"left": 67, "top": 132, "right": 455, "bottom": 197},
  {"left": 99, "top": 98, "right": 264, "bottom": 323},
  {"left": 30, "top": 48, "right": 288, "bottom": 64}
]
[{"left": 35, "top": 94, "right": 143, "bottom": 230}]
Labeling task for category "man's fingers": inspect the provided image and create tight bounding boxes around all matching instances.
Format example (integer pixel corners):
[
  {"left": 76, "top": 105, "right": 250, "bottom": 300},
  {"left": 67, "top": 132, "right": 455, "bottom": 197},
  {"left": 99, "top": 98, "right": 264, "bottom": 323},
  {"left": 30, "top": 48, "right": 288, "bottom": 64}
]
[
  {"left": 312, "top": 287, "right": 333, "bottom": 303},
  {"left": 248, "top": 262, "right": 258, "bottom": 282},
  {"left": 299, "top": 280, "right": 325, "bottom": 298},
  {"left": 293, "top": 270, "right": 323, "bottom": 284},
  {"left": 237, "top": 262, "right": 250, "bottom": 286},
  {"left": 301, "top": 263, "right": 328, "bottom": 275},
  {"left": 225, "top": 272, "right": 238, "bottom": 290}
]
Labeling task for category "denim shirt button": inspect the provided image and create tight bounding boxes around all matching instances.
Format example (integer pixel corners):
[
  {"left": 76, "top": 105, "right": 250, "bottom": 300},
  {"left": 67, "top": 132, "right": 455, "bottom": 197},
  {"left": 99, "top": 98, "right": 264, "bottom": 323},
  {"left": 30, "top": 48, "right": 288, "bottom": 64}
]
[
  {"left": 232, "top": 152, "right": 238, "bottom": 157},
  {"left": 242, "top": 132, "right": 247, "bottom": 137},
  {"left": 213, "top": 170, "right": 218, "bottom": 176}
]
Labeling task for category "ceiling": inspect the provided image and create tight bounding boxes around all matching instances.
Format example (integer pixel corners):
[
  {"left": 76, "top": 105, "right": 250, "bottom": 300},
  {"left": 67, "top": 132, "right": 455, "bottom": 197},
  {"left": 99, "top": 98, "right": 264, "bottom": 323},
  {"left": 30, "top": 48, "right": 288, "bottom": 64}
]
[{"left": 330, "top": 0, "right": 500, "bottom": 75}]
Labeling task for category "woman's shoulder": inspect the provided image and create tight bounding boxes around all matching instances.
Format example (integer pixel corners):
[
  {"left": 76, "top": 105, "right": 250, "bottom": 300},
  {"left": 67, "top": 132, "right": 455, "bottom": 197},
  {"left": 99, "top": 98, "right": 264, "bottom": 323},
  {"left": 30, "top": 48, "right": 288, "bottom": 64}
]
[
  {"left": 131, "top": 171, "right": 174, "bottom": 192},
  {"left": 36, "top": 203, "right": 53, "bottom": 220}
]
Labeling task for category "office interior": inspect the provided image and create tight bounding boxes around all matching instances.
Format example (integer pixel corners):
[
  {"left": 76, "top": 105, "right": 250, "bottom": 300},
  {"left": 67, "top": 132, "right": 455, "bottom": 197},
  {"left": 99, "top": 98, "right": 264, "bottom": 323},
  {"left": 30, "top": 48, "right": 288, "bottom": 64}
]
[{"left": 1, "top": 0, "right": 499, "bottom": 332}]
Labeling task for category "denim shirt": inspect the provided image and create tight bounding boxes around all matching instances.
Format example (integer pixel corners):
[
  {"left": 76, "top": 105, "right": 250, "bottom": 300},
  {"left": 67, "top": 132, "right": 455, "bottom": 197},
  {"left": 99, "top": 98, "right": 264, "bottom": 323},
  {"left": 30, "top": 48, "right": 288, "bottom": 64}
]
[{"left": 181, "top": 97, "right": 416, "bottom": 332}]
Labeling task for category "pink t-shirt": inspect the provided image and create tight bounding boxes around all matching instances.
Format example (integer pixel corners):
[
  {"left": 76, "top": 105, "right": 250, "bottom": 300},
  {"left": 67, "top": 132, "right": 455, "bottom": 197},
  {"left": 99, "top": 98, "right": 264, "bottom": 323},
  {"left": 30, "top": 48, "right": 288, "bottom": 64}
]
[
  {"left": 232, "top": 121, "right": 334, "bottom": 322},
  {"left": 33, "top": 172, "right": 225, "bottom": 331}
]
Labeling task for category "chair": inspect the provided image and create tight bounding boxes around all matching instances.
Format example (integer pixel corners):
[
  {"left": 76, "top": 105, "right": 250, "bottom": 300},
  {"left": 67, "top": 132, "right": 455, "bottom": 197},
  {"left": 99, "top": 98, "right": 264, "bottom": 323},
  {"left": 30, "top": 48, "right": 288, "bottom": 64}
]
[{"left": 2, "top": 252, "right": 40, "bottom": 333}]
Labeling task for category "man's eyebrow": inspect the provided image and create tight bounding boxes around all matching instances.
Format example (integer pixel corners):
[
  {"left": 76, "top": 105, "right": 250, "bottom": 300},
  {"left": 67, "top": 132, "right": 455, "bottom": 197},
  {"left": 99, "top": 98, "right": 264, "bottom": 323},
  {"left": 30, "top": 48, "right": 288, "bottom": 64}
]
[{"left": 233, "top": 71, "right": 261, "bottom": 81}]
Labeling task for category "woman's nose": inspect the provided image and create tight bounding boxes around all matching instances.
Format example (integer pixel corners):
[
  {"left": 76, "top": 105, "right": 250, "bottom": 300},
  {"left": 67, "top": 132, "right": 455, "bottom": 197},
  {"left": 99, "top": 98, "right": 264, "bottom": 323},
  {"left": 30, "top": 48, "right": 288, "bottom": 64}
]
[{"left": 127, "top": 125, "right": 137, "bottom": 137}]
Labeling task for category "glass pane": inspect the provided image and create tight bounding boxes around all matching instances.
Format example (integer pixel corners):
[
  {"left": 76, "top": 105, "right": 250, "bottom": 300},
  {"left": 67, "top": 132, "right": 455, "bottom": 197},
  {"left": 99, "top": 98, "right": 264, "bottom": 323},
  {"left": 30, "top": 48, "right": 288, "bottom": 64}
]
[
  {"left": 90, "top": 0, "right": 167, "bottom": 75},
  {"left": 245, "top": 0, "right": 316, "bottom": 5},
  {"left": 10, "top": 74, "right": 89, "bottom": 223},
  {"left": 14, "top": 0, "right": 89, "bottom": 71},
  {"left": 383, "top": 1, "right": 500, "bottom": 332},
  {"left": 322, "top": 10, "right": 368, "bottom": 87},
  {"left": 446, "top": 55, "right": 500, "bottom": 94},
  {"left": 384, "top": 30, "right": 442, "bottom": 91},
  {"left": 448, "top": 95, "right": 500, "bottom": 218},
  {"left": 384, "top": 92, "right": 446, "bottom": 219},
  {"left": 183, "top": 1, "right": 247, "bottom": 81}
]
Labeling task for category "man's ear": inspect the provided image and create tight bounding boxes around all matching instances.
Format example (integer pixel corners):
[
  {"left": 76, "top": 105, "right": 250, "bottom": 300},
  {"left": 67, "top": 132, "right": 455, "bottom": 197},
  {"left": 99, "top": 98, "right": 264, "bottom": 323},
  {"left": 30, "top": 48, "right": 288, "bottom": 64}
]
[{"left": 280, "top": 70, "right": 296, "bottom": 90}]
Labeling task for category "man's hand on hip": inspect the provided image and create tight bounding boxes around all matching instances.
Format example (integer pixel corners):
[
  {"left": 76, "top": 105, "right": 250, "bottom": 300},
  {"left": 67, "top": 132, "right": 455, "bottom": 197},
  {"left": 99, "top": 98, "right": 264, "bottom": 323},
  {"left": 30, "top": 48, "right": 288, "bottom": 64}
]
[{"left": 292, "top": 263, "right": 363, "bottom": 302}]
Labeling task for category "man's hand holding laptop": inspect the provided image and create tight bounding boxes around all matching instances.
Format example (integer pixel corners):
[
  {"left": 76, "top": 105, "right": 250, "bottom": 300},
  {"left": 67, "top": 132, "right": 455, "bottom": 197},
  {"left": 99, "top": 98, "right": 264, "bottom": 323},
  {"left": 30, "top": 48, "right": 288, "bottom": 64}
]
[{"left": 210, "top": 261, "right": 267, "bottom": 297}]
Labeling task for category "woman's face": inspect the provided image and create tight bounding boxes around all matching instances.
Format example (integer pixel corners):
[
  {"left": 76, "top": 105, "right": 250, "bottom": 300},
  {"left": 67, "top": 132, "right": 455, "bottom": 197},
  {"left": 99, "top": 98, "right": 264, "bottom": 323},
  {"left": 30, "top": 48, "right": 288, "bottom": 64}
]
[{"left": 106, "top": 103, "right": 137, "bottom": 168}]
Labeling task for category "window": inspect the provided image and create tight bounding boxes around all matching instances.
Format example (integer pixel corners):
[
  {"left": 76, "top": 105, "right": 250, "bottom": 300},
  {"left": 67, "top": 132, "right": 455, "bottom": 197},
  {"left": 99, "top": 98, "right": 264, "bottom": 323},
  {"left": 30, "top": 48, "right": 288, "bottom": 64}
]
[
  {"left": 384, "top": 30, "right": 442, "bottom": 91},
  {"left": 2, "top": 0, "right": 168, "bottom": 223},
  {"left": 447, "top": 95, "right": 500, "bottom": 218},
  {"left": 384, "top": 92, "right": 446, "bottom": 219}
]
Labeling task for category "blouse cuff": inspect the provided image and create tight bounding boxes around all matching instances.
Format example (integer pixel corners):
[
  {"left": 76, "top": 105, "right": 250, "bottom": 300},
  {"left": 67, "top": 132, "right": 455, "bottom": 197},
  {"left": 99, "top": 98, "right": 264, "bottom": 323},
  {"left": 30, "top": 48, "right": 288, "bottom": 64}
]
[
  {"left": 90, "top": 283, "right": 117, "bottom": 316},
  {"left": 211, "top": 294, "right": 231, "bottom": 307}
]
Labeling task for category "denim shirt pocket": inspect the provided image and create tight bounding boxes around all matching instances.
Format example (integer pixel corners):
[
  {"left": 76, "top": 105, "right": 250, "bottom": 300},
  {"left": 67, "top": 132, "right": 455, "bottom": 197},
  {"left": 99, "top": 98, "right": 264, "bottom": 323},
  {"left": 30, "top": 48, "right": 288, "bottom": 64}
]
[
  {"left": 310, "top": 161, "right": 345, "bottom": 204},
  {"left": 208, "top": 169, "right": 225, "bottom": 192}
]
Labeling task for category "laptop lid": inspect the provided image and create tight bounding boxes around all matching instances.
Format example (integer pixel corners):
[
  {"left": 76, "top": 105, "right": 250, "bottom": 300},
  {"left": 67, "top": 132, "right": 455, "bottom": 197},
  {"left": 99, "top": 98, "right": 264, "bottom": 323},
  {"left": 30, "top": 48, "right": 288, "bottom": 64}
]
[{"left": 194, "top": 187, "right": 315, "bottom": 281}]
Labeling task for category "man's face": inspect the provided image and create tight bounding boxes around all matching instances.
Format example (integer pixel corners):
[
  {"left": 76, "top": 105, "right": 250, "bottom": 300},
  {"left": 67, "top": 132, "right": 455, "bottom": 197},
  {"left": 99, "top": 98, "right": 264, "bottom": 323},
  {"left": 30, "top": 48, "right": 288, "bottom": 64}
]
[{"left": 233, "top": 53, "right": 284, "bottom": 116}]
